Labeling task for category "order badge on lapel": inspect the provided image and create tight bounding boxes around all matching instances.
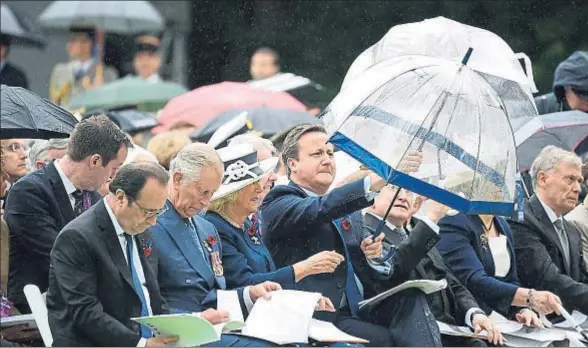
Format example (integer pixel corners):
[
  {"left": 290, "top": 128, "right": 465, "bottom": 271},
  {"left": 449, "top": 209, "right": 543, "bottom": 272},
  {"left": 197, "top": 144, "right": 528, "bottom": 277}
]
[{"left": 204, "top": 236, "right": 224, "bottom": 277}]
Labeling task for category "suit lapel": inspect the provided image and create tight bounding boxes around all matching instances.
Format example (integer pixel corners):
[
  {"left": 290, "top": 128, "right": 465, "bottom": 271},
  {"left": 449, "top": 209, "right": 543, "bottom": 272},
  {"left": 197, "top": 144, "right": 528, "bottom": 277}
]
[
  {"left": 46, "top": 161, "right": 76, "bottom": 223},
  {"left": 192, "top": 217, "right": 226, "bottom": 289},
  {"left": 137, "top": 238, "right": 161, "bottom": 313},
  {"left": 529, "top": 196, "right": 571, "bottom": 275},
  {"left": 244, "top": 218, "right": 275, "bottom": 271},
  {"left": 564, "top": 220, "right": 582, "bottom": 279},
  {"left": 95, "top": 201, "right": 136, "bottom": 293}
]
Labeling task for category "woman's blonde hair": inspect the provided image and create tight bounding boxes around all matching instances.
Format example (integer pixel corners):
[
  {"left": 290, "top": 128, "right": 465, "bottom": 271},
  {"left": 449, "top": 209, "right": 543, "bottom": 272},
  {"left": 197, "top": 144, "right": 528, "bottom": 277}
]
[
  {"left": 146, "top": 131, "right": 192, "bottom": 170},
  {"left": 209, "top": 191, "right": 238, "bottom": 214}
]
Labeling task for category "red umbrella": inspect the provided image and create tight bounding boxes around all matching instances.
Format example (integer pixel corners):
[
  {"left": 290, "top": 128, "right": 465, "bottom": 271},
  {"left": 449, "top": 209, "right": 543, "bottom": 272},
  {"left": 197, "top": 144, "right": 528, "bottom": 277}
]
[{"left": 154, "top": 82, "right": 307, "bottom": 133}]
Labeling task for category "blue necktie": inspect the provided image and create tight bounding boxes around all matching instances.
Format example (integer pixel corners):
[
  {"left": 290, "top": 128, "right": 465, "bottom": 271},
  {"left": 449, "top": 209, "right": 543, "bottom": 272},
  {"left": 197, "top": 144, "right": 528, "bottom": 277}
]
[
  {"left": 334, "top": 219, "right": 362, "bottom": 317},
  {"left": 185, "top": 219, "right": 210, "bottom": 266},
  {"left": 124, "top": 234, "right": 152, "bottom": 338}
]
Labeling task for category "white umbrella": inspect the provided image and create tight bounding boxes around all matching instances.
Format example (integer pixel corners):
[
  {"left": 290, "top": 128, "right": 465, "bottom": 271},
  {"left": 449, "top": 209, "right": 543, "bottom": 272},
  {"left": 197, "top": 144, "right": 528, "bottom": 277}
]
[
  {"left": 1, "top": 3, "right": 45, "bottom": 47},
  {"left": 38, "top": 1, "right": 164, "bottom": 34},
  {"left": 323, "top": 52, "right": 522, "bottom": 216},
  {"left": 342, "top": 17, "right": 538, "bottom": 120}
]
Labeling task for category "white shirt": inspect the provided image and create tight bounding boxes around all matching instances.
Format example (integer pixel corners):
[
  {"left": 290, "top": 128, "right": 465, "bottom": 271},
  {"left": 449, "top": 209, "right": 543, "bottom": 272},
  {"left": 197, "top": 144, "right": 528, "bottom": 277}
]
[
  {"left": 54, "top": 160, "right": 78, "bottom": 209},
  {"left": 144, "top": 74, "right": 161, "bottom": 84},
  {"left": 72, "top": 59, "right": 94, "bottom": 75},
  {"left": 103, "top": 198, "right": 152, "bottom": 347},
  {"left": 537, "top": 196, "right": 561, "bottom": 223}
]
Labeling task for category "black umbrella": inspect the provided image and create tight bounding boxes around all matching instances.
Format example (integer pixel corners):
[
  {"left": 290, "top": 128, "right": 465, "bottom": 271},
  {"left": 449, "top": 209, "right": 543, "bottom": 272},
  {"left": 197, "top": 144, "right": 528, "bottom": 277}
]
[
  {"left": 1, "top": 3, "right": 46, "bottom": 48},
  {"left": 513, "top": 111, "right": 588, "bottom": 172},
  {"left": 190, "top": 106, "right": 322, "bottom": 144},
  {"left": 83, "top": 106, "right": 159, "bottom": 135},
  {"left": 1, "top": 85, "right": 77, "bottom": 139}
]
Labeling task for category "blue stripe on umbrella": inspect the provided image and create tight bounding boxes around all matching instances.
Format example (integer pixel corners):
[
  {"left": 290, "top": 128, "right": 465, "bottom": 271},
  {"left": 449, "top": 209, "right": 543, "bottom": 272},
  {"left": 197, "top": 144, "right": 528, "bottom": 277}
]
[
  {"left": 330, "top": 131, "right": 514, "bottom": 216},
  {"left": 350, "top": 105, "right": 508, "bottom": 190}
]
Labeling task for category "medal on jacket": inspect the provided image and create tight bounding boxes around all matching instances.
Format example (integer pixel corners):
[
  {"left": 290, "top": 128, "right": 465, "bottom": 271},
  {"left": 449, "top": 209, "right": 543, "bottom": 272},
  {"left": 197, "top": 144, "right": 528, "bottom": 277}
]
[{"left": 204, "top": 236, "right": 224, "bottom": 276}]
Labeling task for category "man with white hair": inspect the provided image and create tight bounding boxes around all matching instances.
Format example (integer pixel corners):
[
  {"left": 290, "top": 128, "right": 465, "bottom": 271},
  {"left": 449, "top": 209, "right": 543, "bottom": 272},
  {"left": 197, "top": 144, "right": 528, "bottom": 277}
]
[
  {"left": 509, "top": 145, "right": 588, "bottom": 314},
  {"left": 28, "top": 138, "right": 69, "bottom": 171},
  {"left": 148, "top": 142, "right": 282, "bottom": 347}
]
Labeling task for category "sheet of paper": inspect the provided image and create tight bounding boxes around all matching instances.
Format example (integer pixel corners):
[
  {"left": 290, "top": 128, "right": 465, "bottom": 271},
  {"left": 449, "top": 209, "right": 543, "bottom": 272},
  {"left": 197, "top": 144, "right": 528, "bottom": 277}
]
[
  {"left": 0, "top": 314, "right": 36, "bottom": 328},
  {"left": 217, "top": 290, "right": 245, "bottom": 323},
  {"left": 554, "top": 310, "right": 588, "bottom": 329},
  {"left": 359, "top": 279, "right": 447, "bottom": 310},
  {"left": 242, "top": 290, "right": 321, "bottom": 345},
  {"left": 132, "top": 314, "right": 220, "bottom": 347},
  {"left": 436, "top": 321, "right": 487, "bottom": 340},
  {"left": 308, "top": 319, "right": 369, "bottom": 344},
  {"left": 489, "top": 311, "right": 569, "bottom": 344}
]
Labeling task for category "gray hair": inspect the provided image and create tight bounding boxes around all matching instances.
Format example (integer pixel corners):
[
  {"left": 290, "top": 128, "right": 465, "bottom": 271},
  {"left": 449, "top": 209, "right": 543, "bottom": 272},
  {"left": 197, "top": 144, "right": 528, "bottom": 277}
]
[
  {"left": 228, "top": 134, "right": 277, "bottom": 156},
  {"left": 530, "top": 145, "right": 582, "bottom": 188},
  {"left": 28, "top": 138, "right": 69, "bottom": 168},
  {"left": 169, "top": 142, "right": 223, "bottom": 183}
]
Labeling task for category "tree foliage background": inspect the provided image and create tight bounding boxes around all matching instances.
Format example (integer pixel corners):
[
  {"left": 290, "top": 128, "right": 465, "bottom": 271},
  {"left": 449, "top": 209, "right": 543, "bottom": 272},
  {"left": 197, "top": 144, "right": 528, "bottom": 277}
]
[{"left": 187, "top": 0, "right": 588, "bottom": 100}]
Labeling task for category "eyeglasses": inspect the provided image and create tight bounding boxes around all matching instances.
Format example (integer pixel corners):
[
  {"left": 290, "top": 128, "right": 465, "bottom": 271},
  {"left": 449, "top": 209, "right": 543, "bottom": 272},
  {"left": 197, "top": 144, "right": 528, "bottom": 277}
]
[
  {"left": 133, "top": 199, "right": 167, "bottom": 218},
  {"left": 1, "top": 143, "right": 28, "bottom": 153}
]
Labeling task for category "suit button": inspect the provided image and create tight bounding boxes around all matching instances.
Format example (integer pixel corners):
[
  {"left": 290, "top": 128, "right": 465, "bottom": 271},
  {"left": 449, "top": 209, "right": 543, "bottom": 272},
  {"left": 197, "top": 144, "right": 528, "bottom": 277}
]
[
  {"left": 134, "top": 323, "right": 140, "bottom": 332},
  {"left": 337, "top": 282, "right": 344, "bottom": 289},
  {"left": 185, "top": 279, "right": 192, "bottom": 284}
]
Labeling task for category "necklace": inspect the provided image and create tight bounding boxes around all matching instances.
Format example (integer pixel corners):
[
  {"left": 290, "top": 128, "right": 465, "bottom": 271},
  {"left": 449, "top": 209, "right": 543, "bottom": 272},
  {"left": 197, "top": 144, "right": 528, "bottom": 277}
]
[
  {"left": 481, "top": 217, "right": 494, "bottom": 233},
  {"left": 217, "top": 211, "right": 244, "bottom": 229}
]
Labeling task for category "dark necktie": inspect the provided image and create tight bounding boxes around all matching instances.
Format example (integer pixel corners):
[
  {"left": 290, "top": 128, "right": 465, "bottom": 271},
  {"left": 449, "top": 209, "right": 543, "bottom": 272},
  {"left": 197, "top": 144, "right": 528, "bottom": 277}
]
[
  {"left": 74, "top": 68, "right": 85, "bottom": 81},
  {"left": 553, "top": 219, "right": 571, "bottom": 270},
  {"left": 334, "top": 217, "right": 362, "bottom": 316},
  {"left": 72, "top": 190, "right": 90, "bottom": 217},
  {"left": 124, "top": 233, "right": 151, "bottom": 338}
]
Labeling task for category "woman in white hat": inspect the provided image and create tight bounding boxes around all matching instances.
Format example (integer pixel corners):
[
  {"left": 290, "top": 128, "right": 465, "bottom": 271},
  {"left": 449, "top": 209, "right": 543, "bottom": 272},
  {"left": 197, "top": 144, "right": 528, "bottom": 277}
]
[{"left": 204, "top": 144, "right": 345, "bottom": 289}]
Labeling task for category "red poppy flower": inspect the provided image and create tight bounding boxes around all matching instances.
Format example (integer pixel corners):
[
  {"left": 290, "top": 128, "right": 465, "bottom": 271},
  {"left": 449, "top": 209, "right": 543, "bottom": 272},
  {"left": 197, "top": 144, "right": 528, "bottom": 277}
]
[
  {"left": 144, "top": 247, "right": 152, "bottom": 257},
  {"left": 247, "top": 225, "right": 257, "bottom": 236},
  {"left": 341, "top": 218, "right": 352, "bottom": 231},
  {"left": 206, "top": 235, "right": 217, "bottom": 246}
]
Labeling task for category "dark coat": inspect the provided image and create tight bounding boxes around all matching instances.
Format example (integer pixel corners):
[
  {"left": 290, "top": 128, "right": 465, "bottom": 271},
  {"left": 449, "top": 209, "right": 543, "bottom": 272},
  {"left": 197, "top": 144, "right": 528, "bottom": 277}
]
[
  {"left": 4, "top": 161, "right": 101, "bottom": 311},
  {"left": 437, "top": 213, "right": 521, "bottom": 317},
  {"left": 46, "top": 200, "right": 163, "bottom": 347},
  {"left": 509, "top": 195, "right": 588, "bottom": 313},
  {"left": 362, "top": 214, "right": 479, "bottom": 326},
  {"left": 204, "top": 211, "right": 295, "bottom": 289},
  {"left": 0, "top": 62, "right": 28, "bottom": 89}
]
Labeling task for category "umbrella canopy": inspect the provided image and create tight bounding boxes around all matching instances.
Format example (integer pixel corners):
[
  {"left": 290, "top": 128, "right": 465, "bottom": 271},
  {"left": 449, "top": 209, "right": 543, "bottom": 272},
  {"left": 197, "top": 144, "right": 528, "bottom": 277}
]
[
  {"left": 38, "top": 1, "right": 164, "bottom": 34},
  {"left": 190, "top": 107, "right": 321, "bottom": 143},
  {"left": 322, "top": 53, "right": 521, "bottom": 216},
  {"left": 1, "top": 3, "right": 45, "bottom": 48},
  {"left": 248, "top": 73, "right": 331, "bottom": 109},
  {"left": 1, "top": 85, "right": 78, "bottom": 139},
  {"left": 512, "top": 111, "right": 588, "bottom": 171},
  {"left": 83, "top": 106, "right": 159, "bottom": 135},
  {"left": 343, "top": 16, "right": 538, "bottom": 120},
  {"left": 67, "top": 77, "right": 187, "bottom": 112},
  {"left": 156, "top": 82, "right": 307, "bottom": 132}
]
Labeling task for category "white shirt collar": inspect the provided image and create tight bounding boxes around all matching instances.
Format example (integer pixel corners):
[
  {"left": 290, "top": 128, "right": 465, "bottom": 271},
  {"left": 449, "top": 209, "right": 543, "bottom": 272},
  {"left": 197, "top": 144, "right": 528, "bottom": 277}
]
[
  {"left": 73, "top": 59, "right": 94, "bottom": 72},
  {"left": 54, "top": 160, "right": 78, "bottom": 195},
  {"left": 145, "top": 74, "right": 161, "bottom": 83},
  {"left": 301, "top": 186, "right": 318, "bottom": 197},
  {"left": 537, "top": 195, "right": 560, "bottom": 223},
  {"left": 103, "top": 197, "right": 125, "bottom": 237}
]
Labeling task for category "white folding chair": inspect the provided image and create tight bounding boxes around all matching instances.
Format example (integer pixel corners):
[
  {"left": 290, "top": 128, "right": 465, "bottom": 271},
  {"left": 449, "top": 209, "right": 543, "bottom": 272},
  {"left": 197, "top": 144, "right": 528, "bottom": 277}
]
[{"left": 23, "top": 284, "right": 53, "bottom": 347}]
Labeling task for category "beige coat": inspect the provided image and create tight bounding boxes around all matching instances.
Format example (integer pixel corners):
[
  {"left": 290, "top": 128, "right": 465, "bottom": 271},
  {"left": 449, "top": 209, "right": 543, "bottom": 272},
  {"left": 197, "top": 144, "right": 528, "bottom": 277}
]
[
  {"left": 566, "top": 196, "right": 588, "bottom": 270},
  {"left": 49, "top": 60, "right": 118, "bottom": 107},
  {"left": 1, "top": 218, "right": 9, "bottom": 295}
]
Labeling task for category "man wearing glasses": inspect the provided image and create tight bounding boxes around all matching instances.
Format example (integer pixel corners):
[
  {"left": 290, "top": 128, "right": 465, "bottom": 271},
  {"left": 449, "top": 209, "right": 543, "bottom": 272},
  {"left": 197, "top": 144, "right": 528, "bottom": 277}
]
[
  {"left": 535, "top": 51, "right": 588, "bottom": 114},
  {"left": 4, "top": 116, "right": 131, "bottom": 314},
  {"left": 46, "top": 162, "right": 179, "bottom": 347}
]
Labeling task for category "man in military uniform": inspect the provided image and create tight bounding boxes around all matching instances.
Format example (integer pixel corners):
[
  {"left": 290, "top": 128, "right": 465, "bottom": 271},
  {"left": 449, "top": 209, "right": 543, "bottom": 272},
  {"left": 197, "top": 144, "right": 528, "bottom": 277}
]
[
  {"left": 49, "top": 26, "right": 118, "bottom": 106},
  {"left": 133, "top": 33, "right": 163, "bottom": 83}
]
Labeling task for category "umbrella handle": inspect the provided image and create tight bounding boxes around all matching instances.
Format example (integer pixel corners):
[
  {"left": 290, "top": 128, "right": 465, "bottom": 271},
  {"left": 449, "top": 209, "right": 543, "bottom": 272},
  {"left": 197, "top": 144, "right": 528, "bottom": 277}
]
[{"left": 369, "top": 186, "right": 401, "bottom": 264}]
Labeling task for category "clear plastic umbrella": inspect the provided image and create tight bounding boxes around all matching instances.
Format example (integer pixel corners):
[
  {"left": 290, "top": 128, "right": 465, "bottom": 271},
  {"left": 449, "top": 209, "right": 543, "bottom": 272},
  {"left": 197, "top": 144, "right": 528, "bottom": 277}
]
[
  {"left": 323, "top": 52, "right": 521, "bottom": 217},
  {"left": 342, "top": 17, "right": 538, "bottom": 120}
]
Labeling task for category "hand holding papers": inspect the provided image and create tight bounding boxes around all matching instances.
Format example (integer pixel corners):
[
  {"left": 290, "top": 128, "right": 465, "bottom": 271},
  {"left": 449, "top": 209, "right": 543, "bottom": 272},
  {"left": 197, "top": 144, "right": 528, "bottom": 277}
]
[{"left": 358, "top": 279, "right": 448, "bottom": 311}]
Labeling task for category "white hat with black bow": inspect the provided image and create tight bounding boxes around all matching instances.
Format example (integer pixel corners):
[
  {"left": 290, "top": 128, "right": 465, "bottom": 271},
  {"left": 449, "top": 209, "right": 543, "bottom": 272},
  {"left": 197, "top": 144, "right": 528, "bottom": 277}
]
[{"left": 213, "top": 144, "right": 278, "bottom": 201}]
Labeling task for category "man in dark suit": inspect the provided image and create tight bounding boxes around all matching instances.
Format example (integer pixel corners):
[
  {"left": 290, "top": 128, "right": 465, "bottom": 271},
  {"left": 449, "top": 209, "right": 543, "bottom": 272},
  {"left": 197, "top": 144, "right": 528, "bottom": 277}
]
[
  {"left": 0, "top": 34, "right": 28, "bottom": 89},
  {"left": 260, "top": 124, "right": 442, "bottom": 346},
  {"left": 4, "top": 116, "right": 131, "bottom": 313},
  {"left": 361, "top": 185, "right": 503, "bottom": 347},
  {"left": 47, "top": 162, "right": 177, "bottom": 347},
  {"left": 509, "top": 146, "right": 588, "bottom": 314},
  {"left": 150, "top": 143, "right": 313, "bottom": 347}
]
